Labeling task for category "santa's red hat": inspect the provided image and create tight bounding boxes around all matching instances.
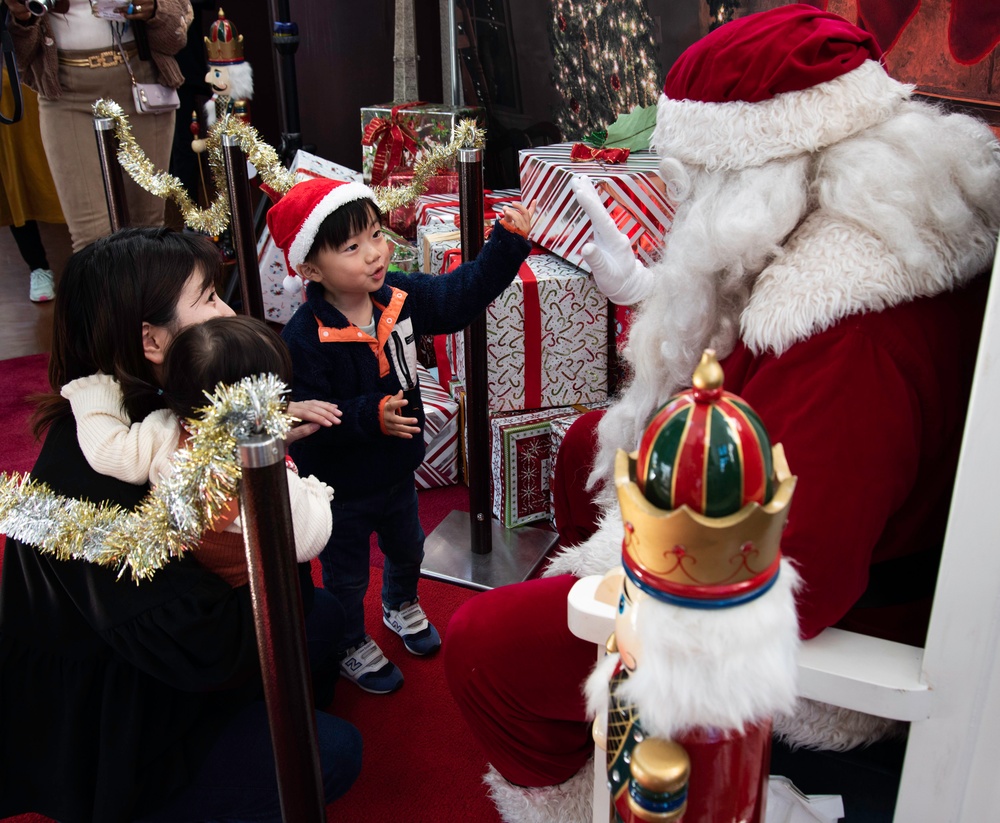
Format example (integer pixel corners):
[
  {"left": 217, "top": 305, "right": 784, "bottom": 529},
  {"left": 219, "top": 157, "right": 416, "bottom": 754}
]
[
  {"left": 266, "top": 177, "right": 376, "bottom": 291},
  {"left": 652, "top": 4, "right": 912, "bottom": 171}
]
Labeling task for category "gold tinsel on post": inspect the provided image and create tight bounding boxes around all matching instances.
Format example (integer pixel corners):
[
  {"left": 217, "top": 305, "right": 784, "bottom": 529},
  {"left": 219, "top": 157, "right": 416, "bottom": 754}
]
[
  {"left": 0, "top": 374, "right": 293, "bottom": 581},
  {"left": 92, "top": 99, "right": 486, "bottom": 234}
]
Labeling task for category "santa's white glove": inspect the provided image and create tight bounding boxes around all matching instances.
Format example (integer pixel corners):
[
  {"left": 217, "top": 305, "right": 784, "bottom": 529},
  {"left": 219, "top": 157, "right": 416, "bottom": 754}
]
[{"left": 572, "top": 175, "right": 653, "bottom": 306}]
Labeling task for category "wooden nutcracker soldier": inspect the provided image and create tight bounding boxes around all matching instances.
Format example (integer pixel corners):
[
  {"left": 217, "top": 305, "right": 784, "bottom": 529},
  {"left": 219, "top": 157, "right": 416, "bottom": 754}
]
[
  {"left": 589, "top": 349, "right": 801, "bottom": 823},
  {"left": 192, "top": 8, "right": 253, "bottom": 154}
]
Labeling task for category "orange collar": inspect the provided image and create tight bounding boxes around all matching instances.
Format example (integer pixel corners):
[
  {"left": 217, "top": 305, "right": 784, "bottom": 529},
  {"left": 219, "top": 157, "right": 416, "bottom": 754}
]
[{"left": 315, "top": 287, "right": 407, "bottom": 377}]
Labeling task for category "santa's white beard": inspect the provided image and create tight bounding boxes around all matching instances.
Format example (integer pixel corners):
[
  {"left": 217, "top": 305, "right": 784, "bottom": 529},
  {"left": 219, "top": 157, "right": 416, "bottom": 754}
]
[{"left": 589, "top": 155, "right": 811, "bottom": 493}]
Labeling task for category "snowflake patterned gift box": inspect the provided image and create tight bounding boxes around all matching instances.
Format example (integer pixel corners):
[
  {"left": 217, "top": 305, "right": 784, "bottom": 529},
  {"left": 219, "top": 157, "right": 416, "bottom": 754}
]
[
  {"left": 360, "top": 101, "right": 484, "bottom": 186},
  {"left": 518, "top": 143, "right": 676, "bottom": 271},
  {"left": 435, "top": 251, "right": 609, "bottom": 413},
  {"left": 490, "top": 406, "right": 585, "bottom": 528},
  {"left": 257, "top": 149, "right": 362, "bottom": 325},
  {"left": 414, "top": 364, "right": 460, "bottom": 490}
]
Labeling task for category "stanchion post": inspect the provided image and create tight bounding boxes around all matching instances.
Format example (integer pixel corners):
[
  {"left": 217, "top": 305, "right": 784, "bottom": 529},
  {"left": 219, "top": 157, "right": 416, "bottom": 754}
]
[
  {"left": 267, "top": 0, "right": 303, "bottom": 164},
  {"left": 458, "top": 146, "right": 491, "bottom": 555},
  {"left": 221, "top": 134, "right": 266, "bottom": 320},
  {"left": 238, "top": 433, "right": 325, "bottom": 823},
  {"left": 93, "top": 116, "right": 129, "bottom": 232}
]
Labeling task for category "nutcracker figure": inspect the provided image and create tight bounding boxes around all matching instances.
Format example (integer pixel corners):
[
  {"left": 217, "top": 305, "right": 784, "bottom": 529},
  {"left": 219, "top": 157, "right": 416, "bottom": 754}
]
[
  {"left": 588, "top": 349, "right": 801, "bottom": 823},
  {"left": 192, "top": 8, "right": 253, "bottom": 154}
]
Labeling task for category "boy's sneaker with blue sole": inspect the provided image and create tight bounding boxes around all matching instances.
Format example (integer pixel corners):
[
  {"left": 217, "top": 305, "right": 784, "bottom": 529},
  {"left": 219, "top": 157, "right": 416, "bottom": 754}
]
[
  {"left": 383, "top": 598, "right": 441, "bottom": 656},
  {"left": 339, "top": 636, "right": 403, "bottom": 694}
]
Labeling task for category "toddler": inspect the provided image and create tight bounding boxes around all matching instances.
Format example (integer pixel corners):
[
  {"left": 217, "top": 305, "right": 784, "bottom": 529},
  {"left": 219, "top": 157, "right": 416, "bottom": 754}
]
[{"left": 62, "top": 315, "right": 341, "bottom": 586}]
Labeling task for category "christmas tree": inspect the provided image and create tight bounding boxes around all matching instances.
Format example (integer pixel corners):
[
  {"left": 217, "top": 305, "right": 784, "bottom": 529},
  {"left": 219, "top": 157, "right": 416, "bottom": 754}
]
[{"left": 549, "top": 0, "right": 663, "bottom": 140}]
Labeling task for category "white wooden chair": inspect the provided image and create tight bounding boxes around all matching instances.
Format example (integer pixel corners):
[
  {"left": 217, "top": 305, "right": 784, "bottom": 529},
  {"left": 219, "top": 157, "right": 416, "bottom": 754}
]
[{"left": 568, "top": 234, "right": 1000, "bottom": 822}]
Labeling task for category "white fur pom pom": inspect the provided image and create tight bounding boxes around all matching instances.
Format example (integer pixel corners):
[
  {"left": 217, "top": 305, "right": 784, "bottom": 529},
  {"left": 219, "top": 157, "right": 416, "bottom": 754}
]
[{"left": 283, "top": 273, "right": 302, "bottom": 294}]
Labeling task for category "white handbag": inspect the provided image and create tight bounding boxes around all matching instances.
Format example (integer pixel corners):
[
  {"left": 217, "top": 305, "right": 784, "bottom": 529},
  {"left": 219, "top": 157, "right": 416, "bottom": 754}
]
[{"left": 113, "top": 26, "right": 179, "bottom": 115}]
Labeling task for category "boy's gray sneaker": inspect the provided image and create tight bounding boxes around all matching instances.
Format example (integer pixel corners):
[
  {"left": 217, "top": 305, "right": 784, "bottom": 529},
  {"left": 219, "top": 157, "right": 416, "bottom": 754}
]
[
  {"left": 383, "top": 599, "right": 441, "bottom": 656},
  {"left": 29, "top": 268, "right": 55, "bottom": 303},
  {"left": 339, "top": 636, "right": 403, "bottom": 694}
]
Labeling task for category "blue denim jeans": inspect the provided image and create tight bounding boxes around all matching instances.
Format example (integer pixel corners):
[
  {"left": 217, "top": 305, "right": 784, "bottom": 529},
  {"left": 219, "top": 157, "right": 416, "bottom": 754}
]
[
  {"left": 320, "top": 477, "right": 425, "bottom": 651},
  {"left": 137, "top": 589, "right": 362, "bottom": 822}
]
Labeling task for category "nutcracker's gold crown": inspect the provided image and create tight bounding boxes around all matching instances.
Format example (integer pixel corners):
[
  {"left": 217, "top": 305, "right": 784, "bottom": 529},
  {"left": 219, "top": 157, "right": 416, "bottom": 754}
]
[
  {"left": 615, "top": 446, "right": 796, "bottom": 607},
  {"left": 205, "top": 8, "right": 245, "bottom": 65}
]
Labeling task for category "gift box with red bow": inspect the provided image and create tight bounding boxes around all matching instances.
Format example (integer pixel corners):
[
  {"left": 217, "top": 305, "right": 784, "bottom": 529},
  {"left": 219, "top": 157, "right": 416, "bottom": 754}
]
[
  {"left": 384, "top": 166, "right": 460, "bottom": 240},
  {"left": 360, "top": 101, "right": 484, "bottom": 186},
  {"left": 518, "top": 143, "right": 676, "bottom": 272}
]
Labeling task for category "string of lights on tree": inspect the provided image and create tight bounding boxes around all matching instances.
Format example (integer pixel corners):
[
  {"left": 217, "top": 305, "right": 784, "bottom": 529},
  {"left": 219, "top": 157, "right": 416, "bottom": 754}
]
[{"left": 549, "top": 0, "right": 663, "bottom": 140}]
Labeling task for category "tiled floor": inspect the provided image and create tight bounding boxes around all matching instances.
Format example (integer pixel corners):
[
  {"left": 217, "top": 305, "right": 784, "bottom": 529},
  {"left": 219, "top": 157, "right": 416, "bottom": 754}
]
[{"left": 0, "top": 221, "right": 72, "bottom": 360}]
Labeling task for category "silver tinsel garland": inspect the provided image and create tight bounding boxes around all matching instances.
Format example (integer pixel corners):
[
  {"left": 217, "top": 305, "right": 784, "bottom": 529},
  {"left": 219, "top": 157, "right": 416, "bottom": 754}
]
[{"left": 0, "top": 374, "right": 293, "bottom": 581}]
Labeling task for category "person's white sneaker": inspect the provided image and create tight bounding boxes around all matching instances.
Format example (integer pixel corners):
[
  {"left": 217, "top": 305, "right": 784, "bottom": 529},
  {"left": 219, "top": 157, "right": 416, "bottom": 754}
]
[{"left": 29, "top": 268, "right": 55, "bottom": 303}]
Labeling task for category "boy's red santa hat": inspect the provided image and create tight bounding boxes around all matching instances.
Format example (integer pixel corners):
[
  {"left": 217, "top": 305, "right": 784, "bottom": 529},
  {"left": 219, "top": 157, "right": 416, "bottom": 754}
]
[
  {"left": 652, "top": 3, "right": 913, "bottom": 172},
  {"left": 266, "top": 177, "right": 376, "bottom": 292}
]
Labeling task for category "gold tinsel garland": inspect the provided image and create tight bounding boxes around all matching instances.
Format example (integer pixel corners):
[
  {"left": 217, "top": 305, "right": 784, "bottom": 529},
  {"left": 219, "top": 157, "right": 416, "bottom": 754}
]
[
  {"left": 92, "top": 99, "right": 485, "bottom": 235},
  {"left": 0, "top": 374, "right": 293, "bottom": 581}
]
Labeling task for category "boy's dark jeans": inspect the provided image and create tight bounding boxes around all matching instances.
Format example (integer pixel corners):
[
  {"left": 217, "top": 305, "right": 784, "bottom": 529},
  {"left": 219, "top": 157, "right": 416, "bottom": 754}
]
[{"left": 321, "top": 476, "right": 426, "bottom": 651}]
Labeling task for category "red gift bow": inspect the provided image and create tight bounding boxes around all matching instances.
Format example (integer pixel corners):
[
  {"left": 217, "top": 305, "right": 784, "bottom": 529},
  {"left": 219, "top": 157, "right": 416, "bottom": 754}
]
[
  {"left": 362, "top": 102, "right": 424, "bottom": 187},
  {"left": 570, "top": 143, "right": 631, "bottom": 164}
]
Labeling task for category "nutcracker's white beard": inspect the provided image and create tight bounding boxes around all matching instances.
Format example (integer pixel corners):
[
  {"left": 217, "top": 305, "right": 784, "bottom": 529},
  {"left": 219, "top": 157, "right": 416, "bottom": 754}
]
[
  {"left": 588, "top": 155, "right": 811, "bottom": 496},
  {"left": 585, "top": 560, "right": 801, "bottom": 738}
]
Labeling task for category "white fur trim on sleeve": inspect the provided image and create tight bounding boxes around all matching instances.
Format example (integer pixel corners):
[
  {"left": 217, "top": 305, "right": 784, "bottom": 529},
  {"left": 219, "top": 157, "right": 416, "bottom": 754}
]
[
  {"left": 287, "top": 182, "right": 376, "bottom": 274},
  {"left": 652, "top": 61, "right": 912, "bottom": 171}
]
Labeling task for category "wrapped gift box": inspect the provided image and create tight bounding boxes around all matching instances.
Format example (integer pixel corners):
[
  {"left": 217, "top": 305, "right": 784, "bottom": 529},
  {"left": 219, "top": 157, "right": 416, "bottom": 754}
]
[
  {"left": 415, "top": 188, "right": 521, "bottom": 231},
  {"left": 519, "top": 144, "right": 676, "bottom": 271},
  {"left": 435, "top": 251, "right": 608, "bottom": 413},
  {"left": 360, "top": 101, "right": 484, "bottom": 185},
  {"left": 417, "top": 224, "right": 460, "bottom": 273},
  {"left": 491, "top": 406, "right": 585, "bottom": 528},
  {"left": 385, "top": 166, "right": 459, "bottom": 239},
  {"left": 258, "top": 150, "right": 362, "bottom": 325},
  {"left": 414, "top": 364, "right": 460, "bottom": 489}
]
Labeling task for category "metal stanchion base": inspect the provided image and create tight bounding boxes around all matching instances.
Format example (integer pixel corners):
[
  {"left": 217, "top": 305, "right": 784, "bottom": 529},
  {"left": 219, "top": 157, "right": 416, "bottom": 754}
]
[{"left": 421, "top": 510, "right": 559, "bottom": 591}]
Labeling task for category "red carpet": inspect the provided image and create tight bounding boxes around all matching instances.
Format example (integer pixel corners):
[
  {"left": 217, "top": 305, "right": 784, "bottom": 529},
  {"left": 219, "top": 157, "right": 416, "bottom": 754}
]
[{"left": 0, "top": 354, "right": 507, "bottom": 823}]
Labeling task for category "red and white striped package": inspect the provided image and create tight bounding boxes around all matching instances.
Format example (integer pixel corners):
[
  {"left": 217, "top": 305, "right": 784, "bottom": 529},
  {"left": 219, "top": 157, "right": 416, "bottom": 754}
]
[
  {"left": 518, "top": 144, "right": 676, "bottom": 271},
  {"left": 414, "top": 188, "right": 522, "bottom": 231},
  {"left": 414, "top": 363, "right": 460, "bottom": 489}
]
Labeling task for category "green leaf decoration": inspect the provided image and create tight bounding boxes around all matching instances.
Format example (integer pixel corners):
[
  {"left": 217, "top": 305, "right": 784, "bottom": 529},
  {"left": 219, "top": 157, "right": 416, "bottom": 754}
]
[
  {"left": 583, "top": 129, "right": 608, "bottom": 148},
  {"left": 603, "top": 105, "right": 658, "bottom": 151}
]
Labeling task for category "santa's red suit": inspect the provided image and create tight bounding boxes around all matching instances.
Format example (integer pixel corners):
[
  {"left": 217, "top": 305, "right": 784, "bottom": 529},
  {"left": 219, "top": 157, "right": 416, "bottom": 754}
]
[{"left": 443, "top": 6, "right": 1000, "bottom": 822}]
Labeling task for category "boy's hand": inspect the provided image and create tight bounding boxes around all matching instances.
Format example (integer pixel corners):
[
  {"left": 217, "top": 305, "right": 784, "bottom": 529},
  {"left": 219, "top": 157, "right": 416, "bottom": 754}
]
[
  {"left": 382, "top": 391, "right": 420, "bottom": 439},
  {"left": 288, "top": 400, "right": 343, "bottom": 427},
  {"left": 499, "top": 200, "right": 537, "bottom": 238}
]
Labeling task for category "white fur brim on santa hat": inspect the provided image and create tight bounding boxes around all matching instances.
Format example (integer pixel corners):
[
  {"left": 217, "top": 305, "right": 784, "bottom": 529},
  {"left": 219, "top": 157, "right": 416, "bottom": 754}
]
[
  {"left": 285, "top": 181, "right": 375, "bottom": 274},
  {"left": 652, "top": 60, "right": 913, "bottom": 172}
]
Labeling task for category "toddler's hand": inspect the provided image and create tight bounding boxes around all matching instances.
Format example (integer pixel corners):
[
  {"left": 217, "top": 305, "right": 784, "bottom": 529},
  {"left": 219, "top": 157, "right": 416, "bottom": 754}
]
[
  {"left": 288, "top": 400, "right": 342, "bottom": 427},
  {"left": 499, "top": 200, "right": 537, "bottom": 238},
  {"left": 382, "top": 391, "right": 420, "bottom": 439}
]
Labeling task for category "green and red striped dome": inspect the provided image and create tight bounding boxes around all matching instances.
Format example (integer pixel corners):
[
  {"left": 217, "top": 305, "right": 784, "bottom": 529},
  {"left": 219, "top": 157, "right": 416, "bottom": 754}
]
[{"left": 636, "top": 352, "right": 774, "bottom": 516}]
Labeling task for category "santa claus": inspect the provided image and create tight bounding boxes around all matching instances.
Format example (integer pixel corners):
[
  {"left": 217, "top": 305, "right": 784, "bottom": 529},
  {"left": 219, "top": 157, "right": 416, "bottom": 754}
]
[{"left": 444, "top": 4, "right": 1000, "bottom": 822}]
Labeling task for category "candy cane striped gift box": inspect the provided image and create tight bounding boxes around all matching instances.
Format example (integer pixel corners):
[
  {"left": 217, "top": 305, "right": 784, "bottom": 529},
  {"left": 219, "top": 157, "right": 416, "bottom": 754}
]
[
  {"left": 414, "top": 364, "right": 460, "bottom": 489},
  {"left": 518, "top": 144, "right": 676, "bottom": 272}
]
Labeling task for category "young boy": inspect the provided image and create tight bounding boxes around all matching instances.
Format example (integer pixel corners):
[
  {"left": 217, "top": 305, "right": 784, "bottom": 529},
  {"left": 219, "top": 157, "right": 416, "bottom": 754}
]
[{"left": 270, "top": 178, "right": 535, "bottom": 694}]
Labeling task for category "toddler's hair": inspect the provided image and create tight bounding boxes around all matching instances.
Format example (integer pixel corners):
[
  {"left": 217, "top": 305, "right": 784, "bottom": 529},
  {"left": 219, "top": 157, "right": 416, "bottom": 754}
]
[
  {"left": 162, "top": 316, "right": 293, "bottom": 420},
  {"left": 305, "top": 197, "right": 383, "bottom": 261}
]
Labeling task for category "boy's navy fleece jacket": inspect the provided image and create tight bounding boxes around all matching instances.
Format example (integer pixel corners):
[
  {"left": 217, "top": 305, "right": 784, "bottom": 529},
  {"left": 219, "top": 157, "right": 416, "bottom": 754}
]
[{"left": 282, "top": 220, "right": 531, "bottom": 498}]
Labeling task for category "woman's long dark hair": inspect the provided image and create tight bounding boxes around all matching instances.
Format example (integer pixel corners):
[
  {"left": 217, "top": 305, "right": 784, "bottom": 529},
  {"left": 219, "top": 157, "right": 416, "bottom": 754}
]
[
  {"left": 33, "top": 227, "right": 222, "bottom": 437},
  {"left": 162, "top": 316, "right": 293, "bottom": 421}
]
